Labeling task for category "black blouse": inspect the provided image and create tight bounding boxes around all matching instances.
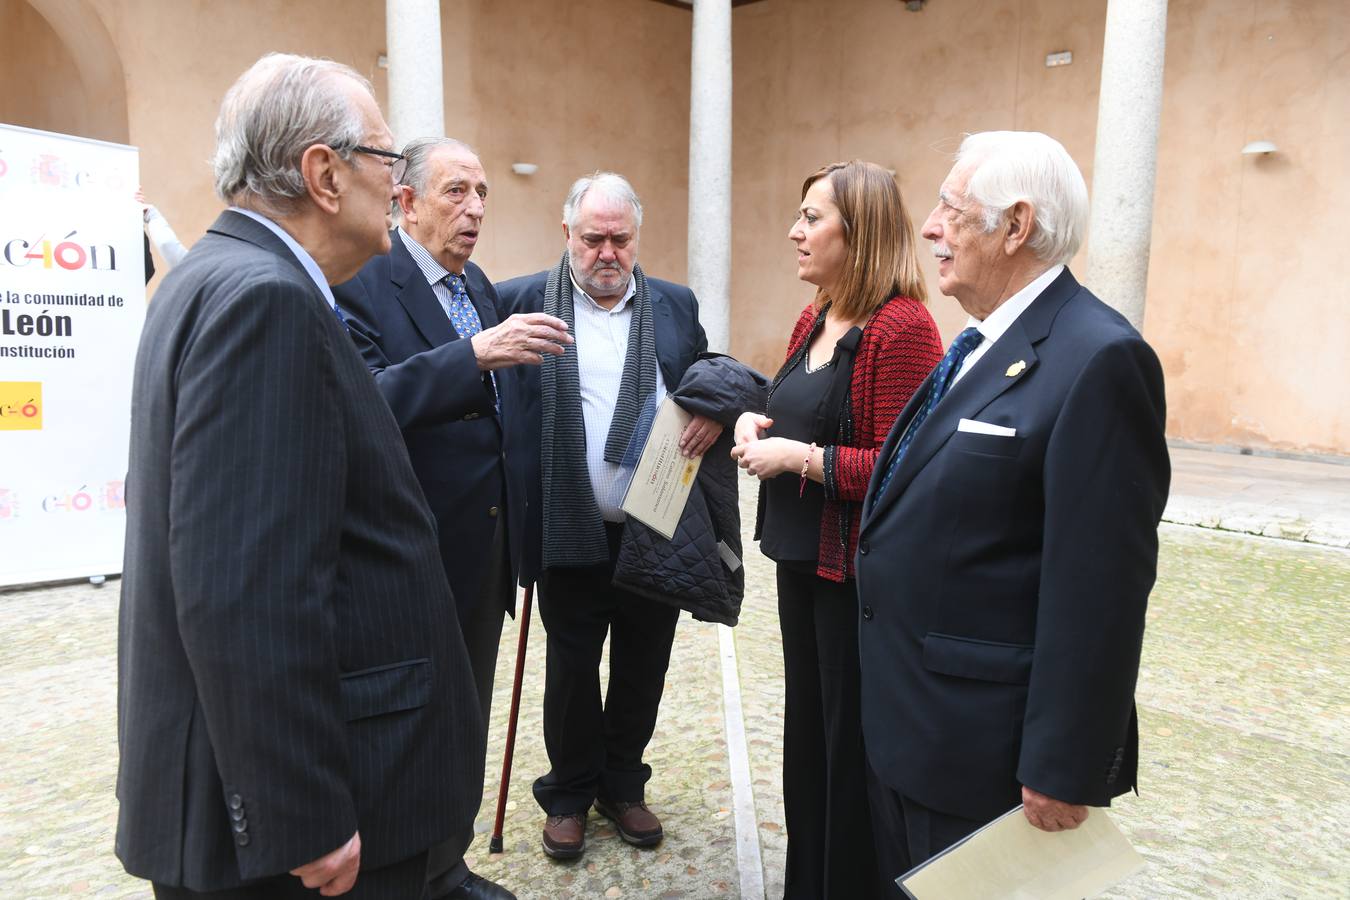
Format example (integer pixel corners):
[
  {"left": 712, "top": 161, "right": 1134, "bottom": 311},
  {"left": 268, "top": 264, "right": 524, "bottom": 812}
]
[{"left": 759, "top": 343, "right": 842, "bottom": 565}]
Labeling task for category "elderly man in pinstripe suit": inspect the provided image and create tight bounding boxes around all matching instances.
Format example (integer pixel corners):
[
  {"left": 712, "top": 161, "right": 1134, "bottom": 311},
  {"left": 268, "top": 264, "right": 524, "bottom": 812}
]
[{"left": 117, "top": 53, "right": 482, "bottom": 898}]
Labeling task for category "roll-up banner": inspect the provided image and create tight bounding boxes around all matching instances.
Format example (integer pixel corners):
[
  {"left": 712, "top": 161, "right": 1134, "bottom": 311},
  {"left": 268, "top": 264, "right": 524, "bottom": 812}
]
[{"left": 0, "top": 123, "right": 145, "bottom": 586}]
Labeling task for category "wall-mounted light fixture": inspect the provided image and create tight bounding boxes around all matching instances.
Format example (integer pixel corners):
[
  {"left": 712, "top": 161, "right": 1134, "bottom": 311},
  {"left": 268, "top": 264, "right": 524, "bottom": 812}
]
[
  {"left": 1241, "top": 140, "right": 1277, "bottom": 155},
  {"left": 511, "top": 163, "right": 539, "bottom": 176}
]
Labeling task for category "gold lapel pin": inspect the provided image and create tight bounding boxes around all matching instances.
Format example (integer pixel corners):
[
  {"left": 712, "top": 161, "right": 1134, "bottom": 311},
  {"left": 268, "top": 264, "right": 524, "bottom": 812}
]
[{"left": 1005, "top": 360, "right": 1027, "bottom": 378}]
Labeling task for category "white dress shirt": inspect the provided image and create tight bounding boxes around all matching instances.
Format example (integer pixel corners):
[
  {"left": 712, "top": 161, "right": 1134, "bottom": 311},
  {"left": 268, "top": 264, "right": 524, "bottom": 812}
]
[
  {"left": 952, "top": 264, "right": 1064, "bottom": 385},
  {"left": 571, "top": 272, "right": 667, "bottom": 522}
]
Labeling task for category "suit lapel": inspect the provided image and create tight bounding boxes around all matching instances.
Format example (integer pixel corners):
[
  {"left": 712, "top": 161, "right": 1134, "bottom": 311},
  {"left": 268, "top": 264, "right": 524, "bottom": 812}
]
[
  {"left": 652, "top": 289, "right": 681, "bottom": 387},
  {"left": 862, "top": 268, "right": 1081, "bottom": 528},
  {"left": 390, "top": 234, "right": 458, "bottom": 348},
  {"left": 861, "top": 367, "right": 937, "bottom": 524},
  {"left": 466, "top": 265, "right": 501, "bottom": 331}
]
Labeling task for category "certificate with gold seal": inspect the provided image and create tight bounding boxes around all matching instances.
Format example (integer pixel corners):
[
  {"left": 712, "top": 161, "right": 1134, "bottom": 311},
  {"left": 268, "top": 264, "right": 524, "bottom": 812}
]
[{"left": 621, "top": 396, "right": 702, "bottom": 540}]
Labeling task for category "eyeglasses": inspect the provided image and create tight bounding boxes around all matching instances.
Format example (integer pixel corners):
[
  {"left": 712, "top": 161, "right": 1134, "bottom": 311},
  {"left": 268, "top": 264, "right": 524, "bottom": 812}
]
[{"left": 350, "top": 145, "right": 408, "bottom": 184}]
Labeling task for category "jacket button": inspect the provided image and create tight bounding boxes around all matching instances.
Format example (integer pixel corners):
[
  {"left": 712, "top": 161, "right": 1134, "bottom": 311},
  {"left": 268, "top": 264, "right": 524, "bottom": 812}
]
[
  {"left": 859, "top": 540, "right": 870, "bottom": 555},
  {"left": 229, "top": 807, "right": 245, "bottom": 822},
  {"left": 488, "top": 506, "right": 499, "bottom": 518},
  {"left": 862, "top": 605, "right": 874, "bottom": 621},
  {"left": 228, "top": 794, "right": 243, "bottom": 810},
  {"left": 232, "top": 818, "right": 248, "bottom": 833},
  {"left": 464, "top": 412, "right": 480, "bottom": 420},
  {"left": 235, "top": 832, "right": 251, "bottom": 847}
]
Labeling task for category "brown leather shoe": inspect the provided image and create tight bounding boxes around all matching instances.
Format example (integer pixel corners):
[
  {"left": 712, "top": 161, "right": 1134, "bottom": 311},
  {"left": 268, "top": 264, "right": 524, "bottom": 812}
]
[
  {"left": 594, "top": 797, "right": 663, "bottom": 847},
  {"left": 541, "top": 813, "right": 586, "bottom": 860}
]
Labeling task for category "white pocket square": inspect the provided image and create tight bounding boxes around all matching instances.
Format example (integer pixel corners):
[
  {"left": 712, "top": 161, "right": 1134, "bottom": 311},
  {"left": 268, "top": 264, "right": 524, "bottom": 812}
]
[{"left": 957, "top": 418, "right": 1016, "bottom": 437}]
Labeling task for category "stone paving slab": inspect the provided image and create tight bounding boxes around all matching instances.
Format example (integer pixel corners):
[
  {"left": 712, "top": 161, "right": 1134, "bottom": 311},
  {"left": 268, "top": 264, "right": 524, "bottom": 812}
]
[
  {"left": 1, "top": 481, "right": 1348, "bottom": 897},
  {"left": 465, "top": 604, "right": 742, "bottom": 898},
  {"left": 1165, "top": 446, "right": 1350, "bottom": 547}
]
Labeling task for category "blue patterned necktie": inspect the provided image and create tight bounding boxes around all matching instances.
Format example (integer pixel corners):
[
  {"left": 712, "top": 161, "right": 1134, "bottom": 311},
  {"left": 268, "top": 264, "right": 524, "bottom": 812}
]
[
  {"left": 443, "top": 273, "right": 484, "bottom": 338},
  {"left": 443, "top": 273, "right": 498, "bottom": 410},
  {"left": 875, "top": 326, "right": 984, "bottom": 498}
]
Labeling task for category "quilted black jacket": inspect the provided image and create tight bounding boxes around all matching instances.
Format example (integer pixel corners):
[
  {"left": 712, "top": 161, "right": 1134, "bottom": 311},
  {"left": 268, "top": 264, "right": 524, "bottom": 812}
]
[{"left": 612, "top": 354, "right": 767, "bottom": 626}]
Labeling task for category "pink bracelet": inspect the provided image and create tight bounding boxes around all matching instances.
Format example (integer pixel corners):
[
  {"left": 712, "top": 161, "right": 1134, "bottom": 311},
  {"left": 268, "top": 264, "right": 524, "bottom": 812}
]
[{"left": 798, "top": 443, "right": 816, "bottom": 497}]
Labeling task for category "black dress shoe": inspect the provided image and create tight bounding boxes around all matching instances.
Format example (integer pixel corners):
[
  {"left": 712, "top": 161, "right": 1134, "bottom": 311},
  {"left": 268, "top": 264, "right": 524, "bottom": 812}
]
[{"left": 438, "top": 873, "right": 517, "bottom": 900}]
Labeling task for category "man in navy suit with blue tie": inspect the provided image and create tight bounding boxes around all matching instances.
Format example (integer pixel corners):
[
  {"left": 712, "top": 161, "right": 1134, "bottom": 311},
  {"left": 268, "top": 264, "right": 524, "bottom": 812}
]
[
  {"left": 334, "top": 138, "right": 571, "bottom": 900},
  {"left": 855, "top": 131, "right": 1171, "bottom": 891}
]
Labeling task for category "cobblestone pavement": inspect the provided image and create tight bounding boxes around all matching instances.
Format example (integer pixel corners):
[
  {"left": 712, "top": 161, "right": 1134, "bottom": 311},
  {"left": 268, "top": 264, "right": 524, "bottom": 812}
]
[{"left": 1, "top": 478, "right": 1347, "bottom": 898}]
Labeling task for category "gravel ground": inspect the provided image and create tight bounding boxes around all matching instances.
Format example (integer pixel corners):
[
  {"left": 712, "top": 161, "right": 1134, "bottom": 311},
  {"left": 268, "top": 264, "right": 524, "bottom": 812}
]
[{"left": 1, "top": 477, "right": 1346, "bottom": 898}]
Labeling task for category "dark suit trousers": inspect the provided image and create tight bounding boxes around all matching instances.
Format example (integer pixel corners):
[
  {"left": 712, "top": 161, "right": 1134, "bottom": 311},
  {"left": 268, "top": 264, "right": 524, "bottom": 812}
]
[
  {"left": 865, "top": 760, "right": 985, "bottom": 896},
  {"left": 532, "top": 522, "right": 681, "bottom": 814},
  {"left": 426, "top": 513, "right": 511, "bottom": 893},
  {"left": 777, "top": 564, "right": 880, "bottom": 900},
  {"left": 151, "top": 851, "right": 426, "bottom": 900}
]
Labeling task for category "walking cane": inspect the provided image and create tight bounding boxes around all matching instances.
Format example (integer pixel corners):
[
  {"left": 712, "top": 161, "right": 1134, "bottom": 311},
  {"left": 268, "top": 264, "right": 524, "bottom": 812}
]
[{"left": 489, "top": 582, "right": 534, "bottom": 853}]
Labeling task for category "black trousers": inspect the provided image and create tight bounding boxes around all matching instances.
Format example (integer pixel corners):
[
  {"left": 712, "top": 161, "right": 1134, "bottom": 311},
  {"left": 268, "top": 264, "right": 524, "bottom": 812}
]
[
  {"left": 777, "top": 564, "right": 880, "bottom": 899},
  {"left": 427, "top": 513, "right": 512, "bottom": 894},
  {"left": 865, "top": 760, "right": 985, "bottom": 896},
  {"left": 152, "top": 851, "right": 426, "bottom": 900},
  {"left": 532, "top": 522, "right": 681, "bottom": 815}
]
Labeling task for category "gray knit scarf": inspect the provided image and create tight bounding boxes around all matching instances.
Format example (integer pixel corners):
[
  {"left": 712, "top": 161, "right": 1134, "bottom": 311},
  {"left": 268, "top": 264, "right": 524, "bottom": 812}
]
[{"left": 541, "top": 251, "right": 658, "bottom": 569}]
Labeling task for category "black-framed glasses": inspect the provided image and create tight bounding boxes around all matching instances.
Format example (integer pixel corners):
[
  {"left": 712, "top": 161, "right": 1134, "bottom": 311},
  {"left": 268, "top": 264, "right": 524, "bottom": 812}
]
[{"left": 351, "top": 145, "right": 408, "bottom": 184}]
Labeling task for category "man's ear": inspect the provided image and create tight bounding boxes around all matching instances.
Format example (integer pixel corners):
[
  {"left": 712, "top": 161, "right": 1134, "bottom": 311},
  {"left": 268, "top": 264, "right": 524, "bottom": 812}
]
[
  {"left": 1003, "top": 200, "right": 1036, "bottom": 256},
  {"left": 301, "top": 144, "right": 343, "bottom": 215},
  {"left": 396, "top": 184, "right": 418, "bottom": 223},
  {"left": 561, "top": 221, "right": 571, "bottom": 242}
]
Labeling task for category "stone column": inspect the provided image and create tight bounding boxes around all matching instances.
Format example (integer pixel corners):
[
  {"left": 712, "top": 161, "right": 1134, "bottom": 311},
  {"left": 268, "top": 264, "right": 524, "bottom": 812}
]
[
  {"left": 687, "top": 0, "right": 733, "bottom": 353},
  {"left": 1085, "top": 0, "right": 1169, "bottom": 330},
  {"left": 385, "top": 0, "right": 444, "bottom": 145}
]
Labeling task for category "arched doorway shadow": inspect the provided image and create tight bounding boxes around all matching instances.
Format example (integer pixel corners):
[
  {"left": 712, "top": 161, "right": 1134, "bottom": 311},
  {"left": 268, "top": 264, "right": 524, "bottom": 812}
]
[{"left": 24, "top": 0, "right": 129, "bottom": 143}]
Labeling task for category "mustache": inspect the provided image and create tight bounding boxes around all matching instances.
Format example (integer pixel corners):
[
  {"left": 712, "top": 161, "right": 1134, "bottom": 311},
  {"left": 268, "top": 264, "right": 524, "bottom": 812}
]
[
  {"left": 933, "top": 242, "right": 953, "bottom": 260},
  {"left": 590, "top": 261, "right": 623, "bottom": 272}
]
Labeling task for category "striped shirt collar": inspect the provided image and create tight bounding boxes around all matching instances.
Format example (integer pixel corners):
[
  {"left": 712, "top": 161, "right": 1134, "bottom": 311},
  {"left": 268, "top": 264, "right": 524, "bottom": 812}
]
[{"left": 398, "top": 226, "right": 461, "bottom": 286}]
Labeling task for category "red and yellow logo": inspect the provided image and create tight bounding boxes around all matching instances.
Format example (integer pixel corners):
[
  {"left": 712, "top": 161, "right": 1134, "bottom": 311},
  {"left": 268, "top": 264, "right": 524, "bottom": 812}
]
[{"left": 0, "top": 382, "right": 42, "bottom": 430}]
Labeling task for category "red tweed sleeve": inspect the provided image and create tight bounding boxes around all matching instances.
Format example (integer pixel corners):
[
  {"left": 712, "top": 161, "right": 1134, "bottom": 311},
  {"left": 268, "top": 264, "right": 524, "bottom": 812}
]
[{"left": 827, "top": 297, "right": 943, "bottom": 502}]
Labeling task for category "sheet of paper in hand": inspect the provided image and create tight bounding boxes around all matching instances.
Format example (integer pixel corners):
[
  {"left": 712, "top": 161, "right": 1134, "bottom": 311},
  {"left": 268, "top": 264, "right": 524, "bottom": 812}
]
[
  {"left": 898, "top": 805, "right": 1145, "bottom": 900},
  {"left": 621, "top": 396, "right": 702, "bottom": 540}
]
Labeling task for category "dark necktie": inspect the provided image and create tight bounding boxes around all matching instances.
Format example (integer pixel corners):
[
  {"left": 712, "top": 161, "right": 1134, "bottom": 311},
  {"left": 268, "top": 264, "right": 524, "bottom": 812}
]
[{"left": 875, "top": 326, "right": 984, "bottom": 499}]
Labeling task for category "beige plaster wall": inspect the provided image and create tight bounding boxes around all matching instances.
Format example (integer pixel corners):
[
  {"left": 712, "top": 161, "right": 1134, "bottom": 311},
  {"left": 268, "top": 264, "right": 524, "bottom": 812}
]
[
  {"left": 2, "top": 0, "right": 1346, "bottom": 453},
  {"left": 0, "top": 0, "right": 91, "bottom": 140},
  {"left": 729, "top": 0, "right": 1107, "bottom": 373},
  {"left": 439, "top": 0, "right": 694, "bottom": 284},
  {"left": 1146, "top": 0, "right": 1350, "bottom": 454},
  {"left": 91, "top": 0, "right": 390, "bottom": 277},
  {"left": 728, "top": 0, "right": 1349, "bottom": 456},
  {"left": 2, "top": 0, "right": 692, "bottom": 294}
]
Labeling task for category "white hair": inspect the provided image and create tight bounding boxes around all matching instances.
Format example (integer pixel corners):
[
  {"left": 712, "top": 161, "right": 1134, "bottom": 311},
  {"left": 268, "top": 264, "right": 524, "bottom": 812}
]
[
  {"left": 212, "top": 53, "right": 371, "bottom": 218},
  {"left": 400, "top": 136, "right": 478, "bottom": 194},
  {"left": 562, "top": 172, "right": 643, "bottom": 230},
  {"left": 954, "top": 131, "right": 1089, "bottom": 265}
]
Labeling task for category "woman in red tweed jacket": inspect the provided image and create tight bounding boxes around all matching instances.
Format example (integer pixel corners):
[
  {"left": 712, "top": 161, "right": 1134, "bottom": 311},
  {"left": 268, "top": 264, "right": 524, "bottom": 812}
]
[{"left": 732, "top": 160, "right": 941, "bottom": 899}]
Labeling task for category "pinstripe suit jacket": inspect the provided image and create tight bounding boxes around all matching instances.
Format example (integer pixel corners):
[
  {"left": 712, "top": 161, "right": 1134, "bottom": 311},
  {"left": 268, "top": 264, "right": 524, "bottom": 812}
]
[{"left": 116, "top": 211, "right": 484, "bottom": 890}]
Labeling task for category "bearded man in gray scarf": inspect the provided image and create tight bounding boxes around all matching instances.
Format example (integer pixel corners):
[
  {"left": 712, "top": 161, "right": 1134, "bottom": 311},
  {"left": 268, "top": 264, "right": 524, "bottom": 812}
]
[{"left": 497, "top": 171, "right": 760, "bottom": 862}]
